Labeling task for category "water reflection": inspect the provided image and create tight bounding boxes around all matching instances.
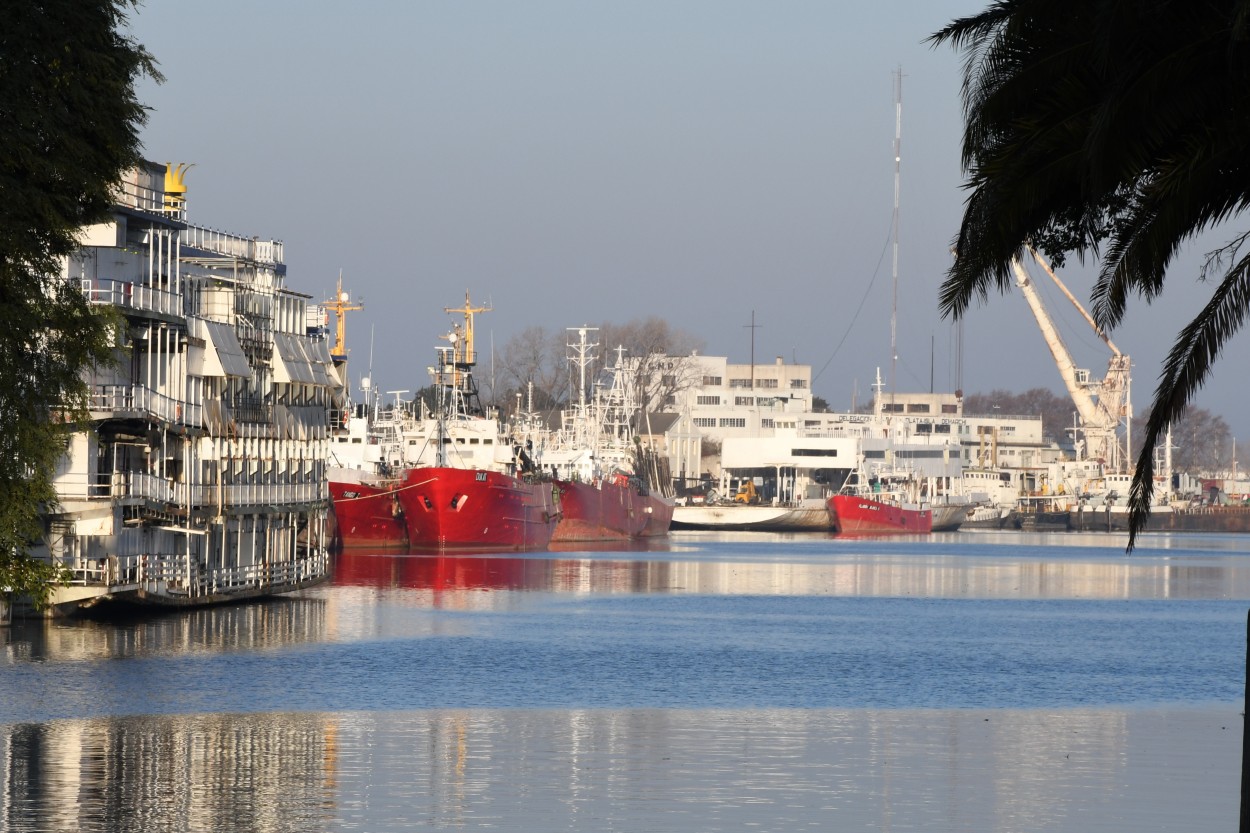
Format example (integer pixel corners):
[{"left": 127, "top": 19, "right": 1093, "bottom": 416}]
[
  {"left": 0, "top": 707, "right": 1234, "bottom": 832},
  {"left": 330, "top": 542, "right": 1250, "bottom": 601},
  {"left": 0, "top": 597, "right": 327, "bottom": 665}
]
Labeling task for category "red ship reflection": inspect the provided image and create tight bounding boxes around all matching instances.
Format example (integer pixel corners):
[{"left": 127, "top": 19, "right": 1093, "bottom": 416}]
[{"left": 332, "top": 540, "right": 674, "bottom": 594}]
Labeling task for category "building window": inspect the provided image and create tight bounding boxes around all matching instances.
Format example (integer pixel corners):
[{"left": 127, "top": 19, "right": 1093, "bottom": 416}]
[
  {"left": 694, "top": 417, "right": 716, "bottom": 428},
  {"left": 907, "top": 403, "right": 930, "bottom": 413},
  {"left": 735, "top": 396, "right": 754, "bottom": 406},
  {"left": 942, "top": 404, "right": 958, "bottom": 414},
  {"left": 696, "top": 395, "right": 720, "bottom": 405},
  {"left": 729, "top": 378, "right": 751, "bottom": 388},
  {"left": 755, "top": 378, "right": 778, "bottom": 389},
  {"left": 719, "top": 417, "right": 746, "bottom": 428},
  {"left": 702, "top": 375, "right": 722, "bottom": 386},
  {"left": 935, "top": 424, "right": 951, "bottom": 433},
  {"left": 790, "top": 379, "right": 808, "bottom": 389},
  {"left": 882, "top": 403, "right": 905, "bottom": 413},
  {"left": 761, "top": 418, "right": 774, "bottom": 428},
  {"left": 662, "top": 375, "right": 676, "bottom": 387}
]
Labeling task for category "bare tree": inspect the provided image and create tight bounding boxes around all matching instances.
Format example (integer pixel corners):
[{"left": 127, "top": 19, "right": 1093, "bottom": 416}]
[
  {"left": 1131, "top": 407, "right": 1232, "bottom": 476},
  {"left": 598, "top": 317, "right": 705, "bottom": 416},
  {"left": 495, "top": 326, "right": 566, "bottom": 413}
]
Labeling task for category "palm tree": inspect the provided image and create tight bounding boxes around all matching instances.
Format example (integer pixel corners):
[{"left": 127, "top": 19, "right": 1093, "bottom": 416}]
[{"left": 929, "top": 0, "right": 1250, "bottom": 548}]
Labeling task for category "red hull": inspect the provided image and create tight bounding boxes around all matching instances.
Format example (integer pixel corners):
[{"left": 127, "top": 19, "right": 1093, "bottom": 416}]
[
  {"left": 397, "top": 467, "right": 559, "bottom": 551},
  {"left": 328, "top": 478, "right": 408, "bottom": 549},
  {"left": 829, "top": 494, "right": 933, "bottom": 534},
  {"left": 552, "top": 479, "right": 649, "bottom": 541},
  {"left": 639, "top": 494, "right": 675, "bottom": 537}
]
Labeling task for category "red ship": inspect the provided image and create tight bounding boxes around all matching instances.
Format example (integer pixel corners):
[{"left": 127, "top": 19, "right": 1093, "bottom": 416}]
[
  {"left": 328, "top": 475, "right": 408, "bottom": 549},
  {"left": 542, "top": 329, "right": 675, "bottom": 543},
  {"left": 398, "top": 465, "right": 559, "bottom": 550},
  {"left": 828, "top": 492, "right": 933, "bottom": 534},
  {"left": 387, "top": 293, "right": 560, "bottom": 551}
]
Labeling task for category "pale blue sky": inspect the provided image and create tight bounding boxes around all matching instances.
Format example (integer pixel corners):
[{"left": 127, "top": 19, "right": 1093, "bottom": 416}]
[{"left": 126, "top": 1, "right": 1250, "bottom": 443}]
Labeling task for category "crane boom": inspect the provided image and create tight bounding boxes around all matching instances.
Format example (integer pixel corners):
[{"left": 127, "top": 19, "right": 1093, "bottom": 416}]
[{"left": 1011, "top": 257, "right": 1129, "bottom": 470}]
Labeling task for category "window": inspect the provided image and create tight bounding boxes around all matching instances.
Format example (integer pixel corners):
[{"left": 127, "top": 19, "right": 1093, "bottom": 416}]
[
  {"left": 916, "top": 423, "right": 933, "bottom": 433},
  {"left": 697, "top": 395, "right": 721, "bottom": 406},
  {"left": 907, "top": 403, "right": 930, "bottom": 413},
  {"left": 755, "top": 378, "right": 778, "bottom": 389},
  {"left": 702, "top": 375, "right": 722, "bottom": 386},
  {"left": 790, "top": 379, "right": 808, "bottom": 389},
  {"left": 804, "top": 420, "right": 821, "bottom": 428},
  {"left": 662, "top": 375, "right": 676, "bottom": 387},
  {"left": 942, "top": 404, "right": 958, "bottom": 414},
  {"left": 729, "top": 378, "right": 751, "bottom": 388},
  {"left": 757, "top": 397, "right": 776, "bottom": 407},
  {"left": 761, "top": 418, "right": 774, "bottom": 428},
  {"left": 935, "top": 424, "right": 951, "bottom": 433},
  {"left": 735, "top": 396, "right": 754, "bottom": 406},
  {"left": 719, "top": 417, "right": 746, "bottom": 428},
  {"left": 694, "top": 417, "right": 716, "bottom": 428},
  {"left": 792, "top": 448, "right": 838, "bottom": 457},
  {"left": 882, "top": 403, "right": 905, "bottom": 413}
]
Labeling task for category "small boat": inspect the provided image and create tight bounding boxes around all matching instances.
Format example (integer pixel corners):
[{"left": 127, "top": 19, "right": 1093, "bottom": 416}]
[
  {"left": 1012, "top": 494, "right": 1071, "bottom": 531},
  {"left": 670, "top": 498, "right": 832, "bottom": 531}
]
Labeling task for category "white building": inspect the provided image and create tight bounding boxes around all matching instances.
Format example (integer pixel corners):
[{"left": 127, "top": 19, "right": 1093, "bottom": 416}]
[{"left": 39, "top": 161, "right": 334, "bottom": 612}]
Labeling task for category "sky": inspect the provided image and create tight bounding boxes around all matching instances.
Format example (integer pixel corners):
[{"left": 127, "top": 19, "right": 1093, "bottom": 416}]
[{"left": 125, "top": 1, "right": 1250, "bottom": 445}]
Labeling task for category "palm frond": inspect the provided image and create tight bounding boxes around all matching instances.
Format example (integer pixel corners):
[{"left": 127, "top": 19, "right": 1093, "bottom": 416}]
[{"left": 1127, "top": 252, "right": 1250, "bottom": 549}]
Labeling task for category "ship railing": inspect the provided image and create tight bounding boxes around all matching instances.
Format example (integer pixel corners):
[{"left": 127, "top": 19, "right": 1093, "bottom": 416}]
[
  {"left": 65, "top": 549, "right": 328, "bottom": 597},
  {"left": 79, "top": 278, "right": 184, "bottom": 318},
  {"left": 176, "top": 481, "right": 324, "bottom": 509},
  {"left": 181, "top": 225, "right": 284, "bottom": 265},
  {"left": 113, "top": 180, "right": 167, "bottom": 215},
  {"left": 89, "top": 384, "right": 202, "bottom": 428}
]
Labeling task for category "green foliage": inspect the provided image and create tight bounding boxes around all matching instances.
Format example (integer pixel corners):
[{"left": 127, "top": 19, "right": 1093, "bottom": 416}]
[
  {"left": 0, "top": 1, "right": 158, "bottom": 608},
  {"left": 930, "top": 0, "right": 1250, "bottom": 547}
]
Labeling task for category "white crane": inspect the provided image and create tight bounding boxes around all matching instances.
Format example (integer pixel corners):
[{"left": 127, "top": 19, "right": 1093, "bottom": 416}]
[{"left": 1011, "top": 248, "right": 1132, "bottom": 472}]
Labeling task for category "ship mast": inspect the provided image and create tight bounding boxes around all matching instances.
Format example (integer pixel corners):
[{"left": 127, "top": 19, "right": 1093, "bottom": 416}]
[
  {"left": 443, "top": 291, "right": 492, "bottom": 386},
  {"left": 325, "top": 270, "right": 362, "bottom": 363},
  {"left": 889, "top": 66, "right": 903, "bottom": 420}
]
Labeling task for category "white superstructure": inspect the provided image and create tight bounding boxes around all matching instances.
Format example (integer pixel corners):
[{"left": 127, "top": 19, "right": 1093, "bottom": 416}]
[{"left": 40, "top": 161, "right": 334, "bottom": 611}]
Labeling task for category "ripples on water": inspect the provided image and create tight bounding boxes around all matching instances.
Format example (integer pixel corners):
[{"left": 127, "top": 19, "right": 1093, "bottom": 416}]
[{"left": 1, "top": 531, "right": 1246, "bottom": 831}]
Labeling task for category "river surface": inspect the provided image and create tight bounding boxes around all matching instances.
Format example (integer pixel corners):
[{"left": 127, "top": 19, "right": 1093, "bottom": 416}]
[{"left": 2, "top": 530, "right": 1246, "bottom": 831}]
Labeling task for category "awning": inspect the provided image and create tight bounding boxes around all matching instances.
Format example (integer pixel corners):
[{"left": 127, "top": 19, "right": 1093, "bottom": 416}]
[
  {"left": 306, "top": 338, "right": 342, "bottom": 388},
  {"left": 187, "top": 318, "right": 252, "bottom": 379},
  {"left": 272, "top": 333, "right": 318, "bottom": 385}
]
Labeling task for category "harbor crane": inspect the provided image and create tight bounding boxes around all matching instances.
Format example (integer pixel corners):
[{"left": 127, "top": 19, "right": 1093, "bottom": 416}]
[{"left": 1011, "top": 248, "right": 1132, "bottom": 472}]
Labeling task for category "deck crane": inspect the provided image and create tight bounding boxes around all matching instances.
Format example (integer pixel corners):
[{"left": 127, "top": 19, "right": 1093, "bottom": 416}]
[{"left": 1011, "top": 248, "right": 1132, "bottom": 472}]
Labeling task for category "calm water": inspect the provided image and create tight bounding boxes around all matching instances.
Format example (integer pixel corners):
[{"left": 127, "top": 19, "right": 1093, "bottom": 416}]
[{"left": 2, "top": 530, "right": 1247, "bottom": 831}]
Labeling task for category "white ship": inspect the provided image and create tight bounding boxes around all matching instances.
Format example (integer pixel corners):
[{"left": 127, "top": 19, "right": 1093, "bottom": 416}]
[{"left": 38, "top": 161, "right": 335, "bottom": 612}]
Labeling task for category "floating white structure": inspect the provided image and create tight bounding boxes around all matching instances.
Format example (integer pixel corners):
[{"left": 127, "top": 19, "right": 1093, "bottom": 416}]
[{"left": 38, "top": 161, "right": 335, "bottom": 612}]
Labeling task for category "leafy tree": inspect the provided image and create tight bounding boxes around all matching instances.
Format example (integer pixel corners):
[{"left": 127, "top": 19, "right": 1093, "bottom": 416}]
[
  {"left": 0, "top": 1, "right": 159, "bottom": 608},
  {"left": 929, "top": 1, "right": 1250, "bottom": 546},
  {"left": 811, "top": 395, "right": 830, "bottom": 413}
]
